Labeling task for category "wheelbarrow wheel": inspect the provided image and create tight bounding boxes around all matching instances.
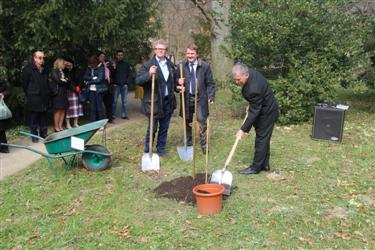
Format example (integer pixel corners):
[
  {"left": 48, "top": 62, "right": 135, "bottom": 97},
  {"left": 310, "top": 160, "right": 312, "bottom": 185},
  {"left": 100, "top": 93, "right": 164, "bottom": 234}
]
[{"left": 82, "top": 144, "right": 111, "bottom": 171}]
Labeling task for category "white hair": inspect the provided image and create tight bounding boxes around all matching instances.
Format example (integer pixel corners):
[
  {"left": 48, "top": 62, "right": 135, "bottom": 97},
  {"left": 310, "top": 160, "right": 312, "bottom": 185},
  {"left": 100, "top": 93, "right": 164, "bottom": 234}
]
[{"left": 232, "top": 63, "right": 249, "bottom": 76}]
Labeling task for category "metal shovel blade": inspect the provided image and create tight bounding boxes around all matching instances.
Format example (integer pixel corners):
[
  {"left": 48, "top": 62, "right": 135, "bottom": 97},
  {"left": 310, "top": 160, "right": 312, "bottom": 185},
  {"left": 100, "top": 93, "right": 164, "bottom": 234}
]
[
  {"left": 177, "top": 146, "right": 194, "bottom": 162},
  {"left": 210, "top": 169, "right": 233, "bottom": 196},
  {"left": 141, "top": 153, "right": 160, "bottom": 172}
]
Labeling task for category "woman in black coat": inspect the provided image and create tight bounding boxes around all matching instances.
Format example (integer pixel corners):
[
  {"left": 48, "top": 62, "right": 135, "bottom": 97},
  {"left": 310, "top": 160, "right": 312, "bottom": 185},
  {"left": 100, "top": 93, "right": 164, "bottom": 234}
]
[
  {"left": 51, "top": 58, "right": 69, "bottom": 131},
  {"left": 0, "top": 80, "right": 11, "bottom": 153}
]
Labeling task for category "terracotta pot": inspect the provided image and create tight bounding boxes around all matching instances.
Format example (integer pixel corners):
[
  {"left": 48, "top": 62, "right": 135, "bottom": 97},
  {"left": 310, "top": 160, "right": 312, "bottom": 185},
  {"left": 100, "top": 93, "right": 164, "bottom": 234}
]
[{"left": 192, "top": 183, "right": 225, "bottom": 215}]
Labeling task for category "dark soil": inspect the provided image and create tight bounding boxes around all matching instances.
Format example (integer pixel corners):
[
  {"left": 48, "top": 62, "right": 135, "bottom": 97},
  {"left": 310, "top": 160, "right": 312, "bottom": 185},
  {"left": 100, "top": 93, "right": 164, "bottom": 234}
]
[{"left": 154, "top": 173, "right": 208, "bottom": 204}]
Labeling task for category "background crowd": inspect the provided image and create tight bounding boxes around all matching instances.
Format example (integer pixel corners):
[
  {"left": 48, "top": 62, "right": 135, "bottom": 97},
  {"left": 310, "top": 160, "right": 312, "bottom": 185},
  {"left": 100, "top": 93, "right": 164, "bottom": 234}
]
[{"left": 0, "top": 49, "right": 145, "bottom": 152}]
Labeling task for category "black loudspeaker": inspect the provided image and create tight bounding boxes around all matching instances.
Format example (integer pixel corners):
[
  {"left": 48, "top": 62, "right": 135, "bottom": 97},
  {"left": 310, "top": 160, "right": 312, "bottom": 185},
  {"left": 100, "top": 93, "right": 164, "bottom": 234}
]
[{"left": 312, "top": 105, "right": 345, "bottom": 143}]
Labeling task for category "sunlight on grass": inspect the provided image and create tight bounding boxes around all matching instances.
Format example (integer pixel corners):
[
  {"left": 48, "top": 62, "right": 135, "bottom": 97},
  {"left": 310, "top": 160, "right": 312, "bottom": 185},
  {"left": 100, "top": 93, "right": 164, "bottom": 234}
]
[{"left": 0, "top": 89, "right": 374, "bottom": 249}]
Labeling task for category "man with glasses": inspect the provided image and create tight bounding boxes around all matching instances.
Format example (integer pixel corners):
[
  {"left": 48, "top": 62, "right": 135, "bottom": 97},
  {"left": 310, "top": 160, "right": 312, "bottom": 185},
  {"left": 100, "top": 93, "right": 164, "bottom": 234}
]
[
  {"left": 22, "top": 51, "right": 54, "bottom": 142},
  {"left": 175, "top": 44, "right": 215, "bottom": 154},
  {"left": 136, "top": 39, "right": 176, "bottom": 156}
]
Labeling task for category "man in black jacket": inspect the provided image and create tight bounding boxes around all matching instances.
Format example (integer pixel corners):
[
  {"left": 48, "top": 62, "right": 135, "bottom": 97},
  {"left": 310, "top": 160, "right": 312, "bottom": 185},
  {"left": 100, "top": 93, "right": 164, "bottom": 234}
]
[
  {"left": 136, "top": 39, "right": 176, "bottom": 156},
  {"left": 111, "top": 50, "right": 132, "bottom": 120},
  {"left": 233, "top": 63, "right": 279, "bottom": 174},
  {"left": 176, "top": 44, "right": 215, "bottom": 154},
  {"left": 22, "top": 51, "right": 53, "bottom": 142}
]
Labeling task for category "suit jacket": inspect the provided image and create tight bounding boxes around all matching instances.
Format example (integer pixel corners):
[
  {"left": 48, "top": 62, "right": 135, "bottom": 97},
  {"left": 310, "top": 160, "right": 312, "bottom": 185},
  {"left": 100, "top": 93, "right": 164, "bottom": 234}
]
[
  {"left": 136, "top": 56, "right": 176, "bottom": 118},
  {"left": 21, "top": 63, "right": 52, "bottom": 112},
  {"left": 175, "top": 59, "right": 215, "bottom": 120},
  {"left": 241, "top": 68, "right": 278, "bottom": 132}
]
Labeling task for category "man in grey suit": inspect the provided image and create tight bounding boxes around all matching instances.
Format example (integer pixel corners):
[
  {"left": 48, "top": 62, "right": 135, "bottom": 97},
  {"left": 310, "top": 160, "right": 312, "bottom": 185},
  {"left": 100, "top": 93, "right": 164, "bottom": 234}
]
[{"left": 136, "top": 39, "right": 176, "bottom": 156}]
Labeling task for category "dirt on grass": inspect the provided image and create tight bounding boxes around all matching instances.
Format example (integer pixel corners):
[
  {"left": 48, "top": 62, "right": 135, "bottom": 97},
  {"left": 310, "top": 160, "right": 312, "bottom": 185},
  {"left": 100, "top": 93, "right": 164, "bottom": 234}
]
[{"left": 154, "top": 173, "right": 208, "bottom": 204}]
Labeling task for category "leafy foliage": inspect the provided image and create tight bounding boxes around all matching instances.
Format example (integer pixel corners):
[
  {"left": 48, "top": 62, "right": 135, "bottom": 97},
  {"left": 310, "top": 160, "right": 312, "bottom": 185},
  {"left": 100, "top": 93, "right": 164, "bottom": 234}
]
[
  {"left": 0, "top": 0, "right": 157, "bottom": 123},
  {"left": 229, "top": 0, "right": 373, "bottom": 124}
]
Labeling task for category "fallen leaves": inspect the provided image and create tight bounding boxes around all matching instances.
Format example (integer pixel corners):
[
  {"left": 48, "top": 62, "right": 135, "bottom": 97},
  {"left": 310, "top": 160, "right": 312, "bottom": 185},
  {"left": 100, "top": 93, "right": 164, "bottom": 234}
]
[
  {"left": 64, "top": 195, "right": 85, "bottom": 216},
  {"left": 333, "top": 231, "right": 351, "bottom": 240},
  {"left": 109, "top": 225, "right": 131, "bottom": 238}
]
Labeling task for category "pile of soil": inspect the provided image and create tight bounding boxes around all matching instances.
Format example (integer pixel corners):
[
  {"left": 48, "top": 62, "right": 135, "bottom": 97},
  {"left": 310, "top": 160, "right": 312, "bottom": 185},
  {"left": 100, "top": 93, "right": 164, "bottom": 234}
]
[{"left": 154, "top": 173, "right": 208, "bottom": 204}]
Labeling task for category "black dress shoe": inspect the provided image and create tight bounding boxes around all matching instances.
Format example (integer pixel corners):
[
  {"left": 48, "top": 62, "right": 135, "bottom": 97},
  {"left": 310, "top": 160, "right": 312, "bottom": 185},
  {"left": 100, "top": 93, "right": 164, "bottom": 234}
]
[
  {"left": 263, "top": 165, "right": 270, "bottom": 171},
  {"left": 32, "top": 138, "right": 39, "bottom": 143},
  {"left": 239, "top": 167, "right": 260, "bottom": 174},
  {"left": 157, "top": 150, "right": 167, "bottom": 157}
]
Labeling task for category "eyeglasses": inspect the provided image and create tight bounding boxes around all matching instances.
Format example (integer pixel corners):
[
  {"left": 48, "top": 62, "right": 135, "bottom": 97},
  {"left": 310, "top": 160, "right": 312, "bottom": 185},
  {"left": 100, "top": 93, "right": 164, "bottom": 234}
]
[
  {"left": 154, "top": 48, "right": 167, "bottom": 51},
  {"left": 36, "top": 56, "right": 44, "bottom": 60}
]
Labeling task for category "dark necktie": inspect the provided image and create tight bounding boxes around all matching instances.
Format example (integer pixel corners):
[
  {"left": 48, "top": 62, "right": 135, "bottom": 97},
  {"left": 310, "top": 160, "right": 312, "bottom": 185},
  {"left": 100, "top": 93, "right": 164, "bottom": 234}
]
[{"left": 190, "top": 63, "right": 196, "bottom": 95}]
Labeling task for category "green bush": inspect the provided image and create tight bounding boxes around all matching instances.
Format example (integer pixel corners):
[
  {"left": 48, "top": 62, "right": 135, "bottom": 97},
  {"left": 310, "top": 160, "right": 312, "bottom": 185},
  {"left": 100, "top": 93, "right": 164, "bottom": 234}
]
[{"left": 229, "top": 0, "right": 372, "bottom": 124}]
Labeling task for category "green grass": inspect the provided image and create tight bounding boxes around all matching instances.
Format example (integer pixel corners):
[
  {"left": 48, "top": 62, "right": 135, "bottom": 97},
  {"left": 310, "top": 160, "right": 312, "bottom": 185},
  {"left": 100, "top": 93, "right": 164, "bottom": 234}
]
[{"left": 1, "top": 89, "right": 374, "bottom": 249}]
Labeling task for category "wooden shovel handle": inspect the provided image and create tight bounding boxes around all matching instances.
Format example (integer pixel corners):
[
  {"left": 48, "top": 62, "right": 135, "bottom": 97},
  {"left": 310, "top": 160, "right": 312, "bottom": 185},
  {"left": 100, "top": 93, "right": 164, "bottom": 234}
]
[
  {"left": 205, "top": 117, "right": 210, "bottom": 183},
  {"left": 179, "top": 64, "right": 188, "bottom": 146},
  {"left": 179, "top": 63, "right": 184, "bottom": 78},
  {"left": 149, "top": 74, "right": 156, "bottom": 157},
  {"left": 223, "top": 136, "right": 240, "bottom": 169}
]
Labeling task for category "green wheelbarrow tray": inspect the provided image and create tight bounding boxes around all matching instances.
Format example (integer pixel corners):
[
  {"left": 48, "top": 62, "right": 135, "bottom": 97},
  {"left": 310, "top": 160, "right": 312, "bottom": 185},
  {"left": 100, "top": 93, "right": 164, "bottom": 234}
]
[
  {"left": 29, "top": 119, "right": 109, "bottom": 154},
  {"left": 2, "top": 119, "right": 112, "bottom": 171}
]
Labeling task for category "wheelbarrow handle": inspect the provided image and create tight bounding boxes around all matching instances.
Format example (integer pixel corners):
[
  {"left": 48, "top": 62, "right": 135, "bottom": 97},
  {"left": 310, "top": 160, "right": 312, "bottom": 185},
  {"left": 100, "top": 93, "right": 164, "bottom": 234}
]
[{"left": 19, "top": 131, "right": 45, "bottom": 141}]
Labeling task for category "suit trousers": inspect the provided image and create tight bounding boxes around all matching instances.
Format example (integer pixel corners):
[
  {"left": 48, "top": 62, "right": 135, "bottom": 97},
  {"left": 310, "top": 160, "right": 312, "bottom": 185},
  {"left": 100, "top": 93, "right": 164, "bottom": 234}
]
[
  {"left": 0, "top": 130, "right": 8, "bottom": 151},
  {"left": 89, "top": 91, "right": 105, "bottom": 122},
  {"left": 144, "top": 97, "right": 173, "bottom": 154},
  {"left": 251, "top": 109, "right": 279, "bottom": 171},
  {"left": 30, "top": 111, "right": 48, "bottom": 138},
  {"left": 186, "top": 95, "right": 207, "bottom": 146}
]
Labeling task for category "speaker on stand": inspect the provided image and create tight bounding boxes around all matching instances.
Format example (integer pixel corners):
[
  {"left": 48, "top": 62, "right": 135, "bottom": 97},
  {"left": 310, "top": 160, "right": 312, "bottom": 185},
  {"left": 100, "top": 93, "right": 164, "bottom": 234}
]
[{"left": 311, "top": 104, "right": 346, "bottom": 143}]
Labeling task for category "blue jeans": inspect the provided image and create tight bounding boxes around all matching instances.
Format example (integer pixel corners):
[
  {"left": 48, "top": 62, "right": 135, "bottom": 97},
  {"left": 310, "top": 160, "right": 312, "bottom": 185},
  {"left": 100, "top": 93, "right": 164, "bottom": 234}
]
[
  {"left": 112, "top": 84, "right": 128, "bottom": 119},
  {"left": 89, "top": 91, "right": 105, "bottom": 122},
  {"left": 144, "top": 97, "right": 173, "bottom": 154}
]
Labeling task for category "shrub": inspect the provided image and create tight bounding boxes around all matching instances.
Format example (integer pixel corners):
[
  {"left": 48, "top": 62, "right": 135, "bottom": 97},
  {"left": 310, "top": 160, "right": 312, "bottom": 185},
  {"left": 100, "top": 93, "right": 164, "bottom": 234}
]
[{"left": 229, "top": 0, "right": 372, "bottom": 124}]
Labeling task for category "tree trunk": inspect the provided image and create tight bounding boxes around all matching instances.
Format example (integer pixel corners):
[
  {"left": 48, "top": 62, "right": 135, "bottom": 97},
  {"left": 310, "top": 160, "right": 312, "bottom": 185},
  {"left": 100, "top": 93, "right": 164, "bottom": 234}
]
[{"left": 211, "top": 0, "right": 232, "bottom": 82}]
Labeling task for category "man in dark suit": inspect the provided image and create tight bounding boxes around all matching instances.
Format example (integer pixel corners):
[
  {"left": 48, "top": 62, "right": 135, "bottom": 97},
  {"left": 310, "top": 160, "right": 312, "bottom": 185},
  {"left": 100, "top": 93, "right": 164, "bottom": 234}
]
[
  {"left": 22, "top": 51, "right": 53, "bottom": 142},
  {"left": 136, "top": 39, "right": 176, "bottom": 156},
  {"left": 233, "top": 63, "right": 279, "bottom": 174},
  {"left": 176, "top": 44, "right": 215, "bottom": 154}
]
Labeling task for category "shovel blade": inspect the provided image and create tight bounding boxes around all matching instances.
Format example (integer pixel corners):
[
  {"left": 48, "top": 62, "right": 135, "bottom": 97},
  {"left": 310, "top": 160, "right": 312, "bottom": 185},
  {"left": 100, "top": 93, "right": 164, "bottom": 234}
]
[
  {"left": 210, "top": 169, "right": 233, "bottom": 196},
  {"left": 141, "top": 153, "right": 160, "bottom": 172},
  {"left": 177, "top": 146, "right": 194, "bottom": 162}
]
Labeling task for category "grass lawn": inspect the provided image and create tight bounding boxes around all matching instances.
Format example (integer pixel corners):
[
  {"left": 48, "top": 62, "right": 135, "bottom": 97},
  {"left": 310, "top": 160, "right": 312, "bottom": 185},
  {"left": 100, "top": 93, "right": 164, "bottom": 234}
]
[{"left": 1, "top": 88, "right": 374, "bottom": 249}]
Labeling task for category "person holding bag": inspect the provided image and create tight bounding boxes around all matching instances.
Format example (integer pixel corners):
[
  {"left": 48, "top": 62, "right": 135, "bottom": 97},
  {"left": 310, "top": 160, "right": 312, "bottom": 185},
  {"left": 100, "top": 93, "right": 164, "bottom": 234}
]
[
  {"left": 0, "top": 79, "right": 11, "bottom": 153},
  {"left": 83, "top": 55, "right": 107, "bottom": 122}
]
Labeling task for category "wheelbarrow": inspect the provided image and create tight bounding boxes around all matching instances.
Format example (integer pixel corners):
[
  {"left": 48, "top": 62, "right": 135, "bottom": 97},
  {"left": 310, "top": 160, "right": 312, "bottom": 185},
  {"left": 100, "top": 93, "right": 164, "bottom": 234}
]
[{"left": 1, "top": 119, "right": 112, "bottom": 171}]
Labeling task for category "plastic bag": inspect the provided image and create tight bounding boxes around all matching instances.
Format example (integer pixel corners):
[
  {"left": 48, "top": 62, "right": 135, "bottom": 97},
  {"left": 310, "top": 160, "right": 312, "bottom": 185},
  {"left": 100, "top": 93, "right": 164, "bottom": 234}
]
[{"left": 0, "top": 99, "right": 12, "bottom": 120}]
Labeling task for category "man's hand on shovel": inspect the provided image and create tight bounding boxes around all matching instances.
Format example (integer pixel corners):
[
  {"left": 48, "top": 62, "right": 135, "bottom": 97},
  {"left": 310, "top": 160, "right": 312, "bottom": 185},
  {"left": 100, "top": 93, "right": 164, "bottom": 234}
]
[
  {"left": 236, "top": 129, "right": 246, "bottom": 140},
  {"left": 177, "top": 78, "right": 185, "bottom": 92}
]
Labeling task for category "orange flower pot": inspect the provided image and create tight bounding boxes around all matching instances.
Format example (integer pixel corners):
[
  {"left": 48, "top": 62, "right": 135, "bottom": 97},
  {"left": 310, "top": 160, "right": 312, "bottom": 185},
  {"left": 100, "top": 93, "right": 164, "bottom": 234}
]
[{"left": 192, "top": 184, "right": 225, "bottom": 215}]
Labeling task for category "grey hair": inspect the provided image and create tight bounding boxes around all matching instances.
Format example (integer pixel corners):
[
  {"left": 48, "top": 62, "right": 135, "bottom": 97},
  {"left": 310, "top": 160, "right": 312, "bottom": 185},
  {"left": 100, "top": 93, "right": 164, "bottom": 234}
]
[
  {"left": 153, "top": 39, "right": 169, "bottom": 49},
  {"left": 232, "top": 63, "right": 249, "bottom": 76}
]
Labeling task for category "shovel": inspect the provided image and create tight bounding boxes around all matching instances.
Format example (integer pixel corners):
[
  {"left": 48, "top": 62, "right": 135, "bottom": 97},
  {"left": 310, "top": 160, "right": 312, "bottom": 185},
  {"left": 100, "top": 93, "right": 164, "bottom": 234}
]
[
  {"left": 210, "top": 136, "right": 240, "bottom": 195},
  {"left": 192, "top": 77, "right": 199, "bottom": 179},
  {"left": 141, "top": 74, "right": 160, "bottom": 172},
  {"left": 205, "top": 117, "right": 210, "bottom": 183},
  {"left": 177, "top": 64, "right": 193, "bottom": 161}
]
